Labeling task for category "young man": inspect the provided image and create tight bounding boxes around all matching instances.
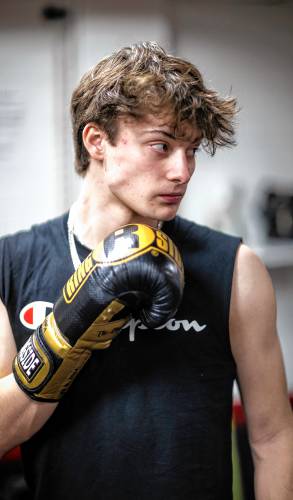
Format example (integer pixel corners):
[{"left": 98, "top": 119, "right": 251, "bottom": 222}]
[{"left": 0, "top": 42, "right": 292, "bottom": 500}]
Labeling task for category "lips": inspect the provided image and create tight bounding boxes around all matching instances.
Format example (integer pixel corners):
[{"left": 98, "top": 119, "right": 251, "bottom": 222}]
[{"left": 159, "top": 193, "right": 184, "bottom": 203}]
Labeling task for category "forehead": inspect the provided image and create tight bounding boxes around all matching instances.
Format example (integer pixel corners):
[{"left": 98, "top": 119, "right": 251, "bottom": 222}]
[{"left": 117, "top": 113, "right": 202, "bottom": 143}]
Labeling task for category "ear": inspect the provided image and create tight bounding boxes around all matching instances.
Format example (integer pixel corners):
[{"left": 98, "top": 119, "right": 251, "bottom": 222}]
[{"left": 82, "top": 123, "right": 107, "bottom": 161}]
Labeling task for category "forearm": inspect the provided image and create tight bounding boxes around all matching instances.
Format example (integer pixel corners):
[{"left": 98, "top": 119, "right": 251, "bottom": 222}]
[
  {"left": 0, "top": 373, "right": 57, "bottom": 458},
  {"left": 252, "top": 425, "right": 293, "bottom": 500}
]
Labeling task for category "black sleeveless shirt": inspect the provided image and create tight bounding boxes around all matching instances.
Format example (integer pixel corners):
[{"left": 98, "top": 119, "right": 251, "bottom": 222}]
[{"left": 0, "top": 213, "right": 241, "bottom": 500}]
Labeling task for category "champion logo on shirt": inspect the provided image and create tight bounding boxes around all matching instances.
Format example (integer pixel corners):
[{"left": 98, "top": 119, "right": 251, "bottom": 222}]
[
  {"left": 123, "top": 317, "right": 207, "bottom": 342},
  {"left": 19, "top": 301, "right": 207, "bottom": 343},
  {"left": 20, "top": 301, "right": 53, "bottom": 330}
]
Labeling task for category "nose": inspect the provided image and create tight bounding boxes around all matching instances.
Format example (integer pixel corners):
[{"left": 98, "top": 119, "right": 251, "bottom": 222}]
[{"left": 166, "top": 150, "right": 195, "bottom": 184}]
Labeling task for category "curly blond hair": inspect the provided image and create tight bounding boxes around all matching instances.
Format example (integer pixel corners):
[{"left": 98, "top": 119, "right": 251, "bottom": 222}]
[{"left": 71, "top": 41, "right": 237, "bottom": 176}]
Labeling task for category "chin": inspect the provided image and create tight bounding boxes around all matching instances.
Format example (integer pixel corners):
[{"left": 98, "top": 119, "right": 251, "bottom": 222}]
[
  {"left": 135, "top": 205, "right": 179, "bottom": 226},
  {"left": 160, "top": 207, "right": 180, "bottom": 221}
]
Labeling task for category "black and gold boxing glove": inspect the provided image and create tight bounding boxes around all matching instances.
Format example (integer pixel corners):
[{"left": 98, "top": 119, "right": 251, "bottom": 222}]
[{"left": 13, "top": 224, "right": 184, "bottom": 402}]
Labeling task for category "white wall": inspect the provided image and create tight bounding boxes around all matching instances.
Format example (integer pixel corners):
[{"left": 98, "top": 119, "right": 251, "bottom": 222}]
[
  {"left": 175, "top": 2, "right": 293, "bottom": 241},
  {"left": 0, "top": 1, "right": 67, "bottom": 234}
]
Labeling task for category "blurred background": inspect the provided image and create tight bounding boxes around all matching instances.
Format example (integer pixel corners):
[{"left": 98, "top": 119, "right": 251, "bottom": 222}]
[{"left": 0, "top": 0, "right": 292, "bottom": 498}]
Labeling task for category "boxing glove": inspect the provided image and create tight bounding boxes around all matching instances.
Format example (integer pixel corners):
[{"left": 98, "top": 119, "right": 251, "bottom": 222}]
[{"left": 13, "top": 224, "right": 184, "bottom": 402}]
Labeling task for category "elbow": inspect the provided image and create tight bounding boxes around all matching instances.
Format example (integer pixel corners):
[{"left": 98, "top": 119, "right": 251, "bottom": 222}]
[{"left": 250, "top": 421, "right": 293, "bottom": 464}]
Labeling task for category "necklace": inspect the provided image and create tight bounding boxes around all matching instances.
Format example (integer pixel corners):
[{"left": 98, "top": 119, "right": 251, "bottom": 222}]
[
  {"left": 67, "top": 205, "right": 82, "bottom": 270},
  {"left": 67, "top": 205, "right": 163, "bottom": 271}
]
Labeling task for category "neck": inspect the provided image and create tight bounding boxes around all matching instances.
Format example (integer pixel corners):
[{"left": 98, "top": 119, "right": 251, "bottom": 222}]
[{"left": 70, "top": 174, "right": 160, "bottom": 250}]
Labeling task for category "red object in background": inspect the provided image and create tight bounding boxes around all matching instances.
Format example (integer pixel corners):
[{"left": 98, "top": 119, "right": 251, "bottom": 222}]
[
  {"left": 233, "top": 402, "right": 246, "bottom": 426},
  {"left": 1, "top": 446, "right": 21, "bottom": 462}
]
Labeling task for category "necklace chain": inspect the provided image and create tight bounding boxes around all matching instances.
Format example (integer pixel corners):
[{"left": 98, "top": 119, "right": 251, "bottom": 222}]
[
  {"left": 67, "top": 205, "right": 163, "bottom": 271},
  {"left": 67, "top": 206, "right": 82, "bottom": 271}
]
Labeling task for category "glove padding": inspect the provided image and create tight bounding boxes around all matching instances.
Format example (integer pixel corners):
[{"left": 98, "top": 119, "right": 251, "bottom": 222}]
[{"left": 13, "top": 224, "right": 184, "bottom": 402}]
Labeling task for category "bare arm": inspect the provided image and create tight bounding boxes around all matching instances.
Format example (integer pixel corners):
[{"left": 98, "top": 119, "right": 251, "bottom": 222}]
[
  {"left": 0, "top": 299, "right": 57, "bottom": 458},
  {"left": 230, "top": 244, "right": 293, "bottom": 500}
]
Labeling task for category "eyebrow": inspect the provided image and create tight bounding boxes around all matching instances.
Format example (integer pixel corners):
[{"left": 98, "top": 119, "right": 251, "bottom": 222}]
[{"left": 142, "top": 129, "right": 202, "bottom": 144}]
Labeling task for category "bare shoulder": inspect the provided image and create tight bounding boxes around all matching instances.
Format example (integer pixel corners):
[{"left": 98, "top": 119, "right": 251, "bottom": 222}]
[
  {"left": 0, "top": 298, "right": 17, "bottom": 378},
  {"left": 230, "top": 243, "right": 279, "bottom": 398},
  {"left": 230, "top": 243, "right": 276, "bottom": 339}
]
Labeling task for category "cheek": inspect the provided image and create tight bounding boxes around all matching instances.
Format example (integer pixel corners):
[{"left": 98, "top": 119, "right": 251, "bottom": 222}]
[
  {"left": 105, "top": 153, "right": 155, "bottom": 190},
  {"left": 190, "top": 164, "right": 196, "bottom": 177},
  {"left": 104, "top": 162, "right": 139, "bottom": 198}
]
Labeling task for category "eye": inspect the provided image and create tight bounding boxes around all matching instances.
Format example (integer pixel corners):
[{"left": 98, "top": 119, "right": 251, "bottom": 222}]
[
  {"left": 151, "top": 143, "right": 169, "bottom": 153},
  {"left": 186, "top": 146, "right": 201, "bottom": 159}
]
